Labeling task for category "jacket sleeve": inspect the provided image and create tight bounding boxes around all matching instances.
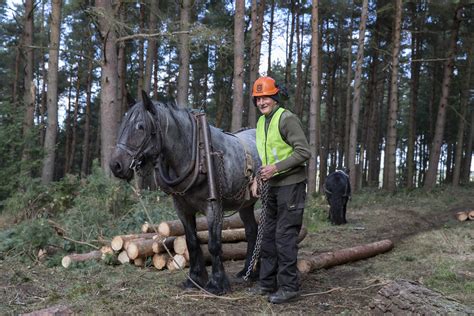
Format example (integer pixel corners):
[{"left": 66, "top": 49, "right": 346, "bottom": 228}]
[{"left": 274, "top": 111, "right": 311, "bottom": 172}]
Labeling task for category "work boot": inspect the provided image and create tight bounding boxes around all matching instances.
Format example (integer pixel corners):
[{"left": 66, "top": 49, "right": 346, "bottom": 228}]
[
  {"left": 267, "top": 289, "right": 300, "bottom": 304},
  {"left": 247, "top": 285, "right": 276, "bottom": 296}
]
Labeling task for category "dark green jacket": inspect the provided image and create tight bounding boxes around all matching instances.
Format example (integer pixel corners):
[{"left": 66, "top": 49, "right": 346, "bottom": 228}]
[{"left": 258, "top": 105, "right": 311, "bottom": 187}]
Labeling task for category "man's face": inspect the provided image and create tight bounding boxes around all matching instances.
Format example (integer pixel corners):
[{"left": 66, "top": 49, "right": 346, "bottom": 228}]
[{"left": 256, "top": 96, "right": 277, "bottom": 116}]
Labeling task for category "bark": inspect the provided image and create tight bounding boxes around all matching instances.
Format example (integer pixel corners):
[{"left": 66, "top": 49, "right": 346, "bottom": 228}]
[
  {"left": 41, "top": 0, "right": 62, "bottom": 184},
  {"left": 231, "top": 0, "right": 245, "bottom": 132},
  {"left": 407, "top": 2, "right": 422, "bottom": 189},
  {"left": 294, "top": 4, "right": 304, "bottom": 118},
  {"left": 61, "top": 250, "right": 103, "bottom": 268},
  {"left": 247, "top": 0, "right": 266, "bottom": 127},
  {"left": 284, "top": 0, "right": 296, "bottom": 88},
  {"left": 111, "top": 233, "right": 158, "bottom": 251},
  {"left": 117, "top": 4, "right": 127, "bottom": 116},
  {"left": 307, "top": 0, "right": 320, "bottom": 195},
  {"left": 20, "top": 0, "right": 35, "bottom": 174},
  {"left": 452, "top": 40, "right": 472, "bottom": 186},
  {"left": 267, "top": 0, "right": 275, "bottom": 76},
  {"left": 81, "top": 57, "right": 94, "bottom": 177},
  {"left": 67, "top": 64, "right": 81, "bottom": 174},
  {"left": 155, "top": 210, "right": 261, "bottom": 236},
  {"left": 297, "top": 239, "right": 394, "bottom": 274},
  {"left": 144, "top": 0, "right": 160, "bottom": 94},
  {"left": 370, "top": 279, "right": 473, "bottom": 314},
  {"left": 462, "top": 107, "right": 474, "bottom": 184},
  {"left": 96, "top": 0, "right": 120, "bottom": 177},
  {"left": 176, "top": 0, "right": 191, "bottom": 108},
  {"left": 424, "top": 4, "right": 463, "bottom": 189},
  {"left": 383, "top": 0, "right": 402, "bottom": 192},
  {"left": 184, "top": 242, "right": 249, "bottom": 264},
  {"left": 344, "top": 1, "right": 354, "bottom": 168},
  {"left": 136, "top": 3, "right": 145, "bottom": 99},
  {"left": 347, "top": 0, "right": 368, "bottom": 191},
  {"left": 126, "top": 239, "right": 156, "bottom": 260}
]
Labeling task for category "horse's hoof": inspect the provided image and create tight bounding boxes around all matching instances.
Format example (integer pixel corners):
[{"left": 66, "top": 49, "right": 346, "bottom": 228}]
[{"left": 205, "top": 281, "right": 230, "bottom": 296}]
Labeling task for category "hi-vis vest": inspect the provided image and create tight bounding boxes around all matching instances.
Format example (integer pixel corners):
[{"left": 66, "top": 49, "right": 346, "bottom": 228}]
[{"left": 256, "top": 107, "right": 294, "bottom": 175}]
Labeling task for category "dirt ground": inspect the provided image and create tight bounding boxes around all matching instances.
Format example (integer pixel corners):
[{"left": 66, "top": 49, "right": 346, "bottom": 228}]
[{"left": 1, "top": 187, "right": 473, "bottom": 315}]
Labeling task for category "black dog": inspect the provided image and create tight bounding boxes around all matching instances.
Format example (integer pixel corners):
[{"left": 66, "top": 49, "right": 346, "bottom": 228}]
[{"left": 324, "top": 170, "right": 351, "bottom": 225}]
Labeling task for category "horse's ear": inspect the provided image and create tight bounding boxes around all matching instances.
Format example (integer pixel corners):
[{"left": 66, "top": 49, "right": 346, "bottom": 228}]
[
  {"left": 141, "top": 90, "right": 156, "bottom": 115},
  {"left": 126, "top": 92, "right": 136, "bottom": 108}
]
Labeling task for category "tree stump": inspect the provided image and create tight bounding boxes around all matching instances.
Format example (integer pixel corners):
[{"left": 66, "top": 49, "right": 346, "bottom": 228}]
[{"left": 369, "top": 279, "right": 473, "bottom": 314}]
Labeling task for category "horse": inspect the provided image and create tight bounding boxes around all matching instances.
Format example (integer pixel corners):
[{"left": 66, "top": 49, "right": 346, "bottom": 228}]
[
  {"left": 323, "top": 170, "right": 351, "bottom": 225},
  {"left": 110, "top": 91, "right": 261, "bottom": 295}
]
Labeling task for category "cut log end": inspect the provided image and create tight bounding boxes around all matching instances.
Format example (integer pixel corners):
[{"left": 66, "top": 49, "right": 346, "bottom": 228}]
[
  {"left": 456, "top": 211, "right": 468, "bottom": 222},
  {"left": 111, "top": 236, "right": 124, "bottom": 251},
  {"left": 468, "top": 210, "right": 474, "bottom": 221}
]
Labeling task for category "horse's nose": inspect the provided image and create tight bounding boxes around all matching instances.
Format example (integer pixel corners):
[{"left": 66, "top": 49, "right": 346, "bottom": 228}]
[{"left": 110, "top": 159, "right": 123, "bottom": 176}]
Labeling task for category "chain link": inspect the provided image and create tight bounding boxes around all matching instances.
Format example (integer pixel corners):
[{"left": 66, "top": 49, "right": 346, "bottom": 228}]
[
  {"left": 243, "top": 174, "right": 269, "bottom": 281},
  {"left": 213, "top": 151, "right": 250, "bottom": 201}
]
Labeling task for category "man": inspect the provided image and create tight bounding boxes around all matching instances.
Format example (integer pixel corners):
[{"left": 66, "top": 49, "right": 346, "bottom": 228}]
[{"left": 250, "top": 76, "right": 310, "bottom": 304}]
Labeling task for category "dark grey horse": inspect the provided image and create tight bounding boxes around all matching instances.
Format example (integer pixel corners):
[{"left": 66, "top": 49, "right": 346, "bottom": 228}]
[
  {"left": 110, "top": 92, "right": 261, "bottom": 295},
  {"left": 324, "top": 170, "right": 351, "bottom": 225}
]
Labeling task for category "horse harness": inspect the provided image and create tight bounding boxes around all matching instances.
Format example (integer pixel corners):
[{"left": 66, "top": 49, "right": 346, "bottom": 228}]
[{"left": 323, "top": 169, "right": 351, "bottom": 198}]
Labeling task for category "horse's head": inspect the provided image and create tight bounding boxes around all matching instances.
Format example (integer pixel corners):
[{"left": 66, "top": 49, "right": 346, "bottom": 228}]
[{"left": 110, "top": 91, "right": 160, "bottom": 180}]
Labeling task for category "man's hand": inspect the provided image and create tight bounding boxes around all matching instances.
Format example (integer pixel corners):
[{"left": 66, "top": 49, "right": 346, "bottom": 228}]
[{"left": 260, "top": 164, "right": 278, "bottom": 181}]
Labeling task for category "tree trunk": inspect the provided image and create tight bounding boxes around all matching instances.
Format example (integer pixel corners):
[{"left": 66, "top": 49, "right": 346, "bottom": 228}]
[
  {"left": 111, "top": 233, "right": 158, "bottom": 251},
  {"left": 81, "top": 56, "right": 94, "bottom": 178},
  {"left": 348, "top": 0, "right": 368, "bottom": 191},
  {"left": 307, "top": 0, "right": 320, "bottom": 195},
  {"left": 247, "top": 0, "right": 266, "bottom": 128},
  {"left": 383, "top": 0, "right": 402, "bottom": 192},
  {"left": 267, "top": 0, "right": 275, "bottom": 76},
  {"left": 343, "top": 1, "right": 354, "bottom": 168},
  {"left": 424, "top": 4, "right": 463, "bottom": 189},
  {"left": 176, "top": 0, "right": 191, "bottom": 108},
  {"left": 284, "top": 0, "right": 296, "bottom": 88},
  {"left": 144, "top": 0, "right": 160, "bottom": 94},
  {"left": 20, "top": 0, "right": 35, "bottom": 175},
  {"left": 462, "top": 106, "right": 473, "bottom": 184},
  {"left": 297, "top": 239, "right": 394, "bottom": 274},
  {"left": 136, "top": 2, "right": 145, "bottom": 100},
  {"left": 452, "top": 39, "right": 472, "bottom": 186},
  {"left": 294, "top": 4, "right": 304, "bottom": 118},
  {"left": 41, "top": 0, "right": 62, "bottom": 184},
  {"left": 96, "top": 0, "right": 120, "bottom": 177},
  {"left": 370, "top": 279, "right": 473, "bottom": 314},
  {"left": 231, "top": 0, "right": 245, "bottom": 132},
  {"left": 61, "top": 250, "right": 103, "bottom": 268}
]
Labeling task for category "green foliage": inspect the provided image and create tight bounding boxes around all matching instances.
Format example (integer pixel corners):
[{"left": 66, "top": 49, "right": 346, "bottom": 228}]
[{"left": 304, "top": 195, "right": 331, "bottom": 232}]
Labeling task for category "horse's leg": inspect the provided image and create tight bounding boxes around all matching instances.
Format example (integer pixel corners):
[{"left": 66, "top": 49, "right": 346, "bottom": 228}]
[
  {"left": 204, "top": 202, "right": 231, "bottom": 295},
  {"left": 174, "top": 199, "right": 208, "bottom": 289},
  {"left": 235, "top": 204, "right": 259, "bottom": 280}
]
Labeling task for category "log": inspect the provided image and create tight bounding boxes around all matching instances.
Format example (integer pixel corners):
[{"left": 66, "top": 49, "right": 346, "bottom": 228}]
[
  {"left": 166, "top": 254, "right": 189, "bottom": 271},
  {"left": 468, "top": 210, "right": 474, "bottom": 220},
  {"left": 152, "top": 253, "right": 172, "bottom": 270},
  {"left": 297, "top": 239, "right": 394, "bottom": 274},
  {"left": 133, "top": 257, "right": 145, "bottom": 267},
  {"left": 173, "top": 225, "right": 307, "bottom": 255},
  {"left": 151, "top": 236, "right": 176, "bottom": 253},
  {"left": 127, "top": 239, "right": 156, "bottom": 260},
  {"left": 118, "top": 251, "right": 130, "bottom": 264},
  {"left": 370, "top": 279, "right": 473, "bottom": 314},
  {"left": 20, "top": 304, "right": 73, "bottom": 316},
  {"left": 61, "top": 250, "right": 102, "bottom": 268},
  {"left": 183, "top": 242, "right": 249, "bottom": 263},
  {"left": 455, "top": 211, "right": 468, "bottom": 222},
  {"left": 156, "top": 210, "right": 262, "bottom": 237},
  {"left": 111, "top": 233, "right": 158, "bottom": 251}
]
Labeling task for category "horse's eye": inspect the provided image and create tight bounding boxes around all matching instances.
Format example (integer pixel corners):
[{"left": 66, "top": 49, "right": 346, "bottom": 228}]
[{"left": 136, "top": 123, "right": 145, "bottom": 131}]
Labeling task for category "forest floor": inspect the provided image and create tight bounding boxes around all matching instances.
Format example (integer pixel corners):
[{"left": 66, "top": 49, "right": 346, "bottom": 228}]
[{"left": 0, "top": 185, "right": 473, "bottom": 315}]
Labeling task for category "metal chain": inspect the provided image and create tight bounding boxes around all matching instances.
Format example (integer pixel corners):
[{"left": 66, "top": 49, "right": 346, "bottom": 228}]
[
  {"left": 213, "top": 151, "right": 249, "bottom": 201},
  {"left": 243, "top": 175, "right": 269, "bottom": 281}
]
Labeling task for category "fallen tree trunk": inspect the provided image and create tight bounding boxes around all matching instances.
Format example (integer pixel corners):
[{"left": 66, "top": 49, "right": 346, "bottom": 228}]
[
  {"left": 297, "top": 239, "right": 394, "bottom": 274},
  {"left": 155, "top": 210, "right": 262, "bottom": 236},
  {"left": 111, "top": 233, "right": 158, "bottom": 251},
  {"left": 174, "top": 226, "right": 307, "bottom": 256},
  {"left": 118, "top": 251, "right": 130, "bottom": 264},
  {"left": 62, "top": 250, "right": 102, "bottom": 268},
  {"left": 370, "top": 279, "right": 473, "bottom": 314}
]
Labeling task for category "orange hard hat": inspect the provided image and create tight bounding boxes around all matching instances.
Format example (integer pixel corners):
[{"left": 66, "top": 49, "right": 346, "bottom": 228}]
[{"left": 252, "top": 76, "right": 279, "bottom": 97}]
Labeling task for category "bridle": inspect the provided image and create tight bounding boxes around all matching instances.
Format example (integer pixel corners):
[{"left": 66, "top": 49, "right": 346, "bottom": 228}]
[{"left": 116, "top": 107, "right": 158, "bottom": 174}]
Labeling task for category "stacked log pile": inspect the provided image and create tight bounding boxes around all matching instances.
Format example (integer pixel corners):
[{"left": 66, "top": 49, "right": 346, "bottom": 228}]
[{"left": 455, "top": 210, "right": 474, "bottom": 222}]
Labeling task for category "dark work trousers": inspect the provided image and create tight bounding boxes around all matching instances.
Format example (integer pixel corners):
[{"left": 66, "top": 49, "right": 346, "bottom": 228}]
[{"left": 259, "top": 181, "right": 306, "bottom": 292}]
